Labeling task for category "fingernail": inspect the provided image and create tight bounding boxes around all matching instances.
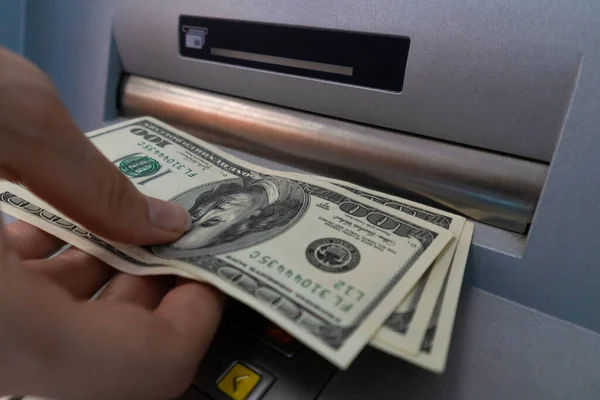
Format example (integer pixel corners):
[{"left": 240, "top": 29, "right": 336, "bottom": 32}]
[{"left": 147, "top": 197, "right": 192, "bottom": 233}]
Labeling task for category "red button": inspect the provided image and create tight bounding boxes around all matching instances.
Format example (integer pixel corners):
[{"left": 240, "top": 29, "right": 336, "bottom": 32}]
[{"left": 264, "top": 324, "right": 296, "bottom": 345}]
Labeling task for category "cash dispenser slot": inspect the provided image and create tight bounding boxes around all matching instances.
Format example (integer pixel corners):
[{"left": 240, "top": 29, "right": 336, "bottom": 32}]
[{"left": 118, "top": 75, "right": 547, "bottom": 234}]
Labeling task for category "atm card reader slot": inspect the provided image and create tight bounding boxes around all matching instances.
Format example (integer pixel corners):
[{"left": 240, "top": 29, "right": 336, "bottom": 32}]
[{"left": 179, "top": 16, "right": 410, "bottom": 92}]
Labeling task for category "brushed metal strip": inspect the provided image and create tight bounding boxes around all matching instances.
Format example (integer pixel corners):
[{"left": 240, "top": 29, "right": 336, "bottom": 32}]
[
  {"left": 119, "top": 75, "right": 548, "bottom": 233},
  {"left": 210, "top": 47, "right": 354, "bottom": 76}
]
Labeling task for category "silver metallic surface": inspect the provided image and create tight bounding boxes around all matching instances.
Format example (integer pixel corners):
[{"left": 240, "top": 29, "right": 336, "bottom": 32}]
[
  {"left": 210, "top": 48, "right": 354, "bottom": 76},
  {"left": 113, "top": 0, "right": 587, "bottom": 162},
  {"left": 321, "top": 287, "right": 600, "bottom": 400},
  {"left": 120, "top": 75, "right": 547, "bottom": 233},
  {"left": 202, "top": 139, "right": 529, "bottom": 260}
]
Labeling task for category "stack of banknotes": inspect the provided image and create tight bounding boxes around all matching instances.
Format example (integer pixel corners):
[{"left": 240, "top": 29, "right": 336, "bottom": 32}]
[{"left": 0, "top": 117, "right": 473, "bottom": 373}]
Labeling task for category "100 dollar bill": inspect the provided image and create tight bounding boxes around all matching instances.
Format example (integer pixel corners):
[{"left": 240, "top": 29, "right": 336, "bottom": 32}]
[
  {"left": 0, "top": 117, "right": 452, "bottom": 369},
  {"left": 316, "top": 178, "right": 466, "bottom": 356},
  {"left": 373, "top": 221, "right": 474, "bottom": 373},
  {"left": 309, "top": 173, "right": 473, "bottom": 371}
]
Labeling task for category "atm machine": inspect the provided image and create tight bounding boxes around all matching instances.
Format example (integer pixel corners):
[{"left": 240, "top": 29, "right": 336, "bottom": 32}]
[{"left": 3, "top": 0, "right": 600, "bottom": 399}]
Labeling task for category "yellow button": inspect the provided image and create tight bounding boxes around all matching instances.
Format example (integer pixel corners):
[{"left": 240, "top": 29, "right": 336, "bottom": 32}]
[{"left": 217, "top": 363, "right": 262, "bottom": 400}]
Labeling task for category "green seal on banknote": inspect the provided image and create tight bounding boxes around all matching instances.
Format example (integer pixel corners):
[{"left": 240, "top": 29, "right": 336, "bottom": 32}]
[
  {"left": 119, "top": 155, "right": 161, "bottom": 178},
  {"left": 306, "top": 238, "right": 361, "bottom": 273}
]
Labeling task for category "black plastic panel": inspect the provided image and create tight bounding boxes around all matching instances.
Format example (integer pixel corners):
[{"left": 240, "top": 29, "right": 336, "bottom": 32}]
[{"left": 179, "top": 15, "right": 410, "bottom": 92}]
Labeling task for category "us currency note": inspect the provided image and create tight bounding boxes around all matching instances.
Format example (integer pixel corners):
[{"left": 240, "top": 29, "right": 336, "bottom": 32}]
[
  {"left": 0, "top": 117, "right": 452, "bottom": 369},
  {"left": 312, "top": 178, "right": 466, "bottom": 355},
  {"left": 373, "top": 222, "right": 474, "bottom": 373}
]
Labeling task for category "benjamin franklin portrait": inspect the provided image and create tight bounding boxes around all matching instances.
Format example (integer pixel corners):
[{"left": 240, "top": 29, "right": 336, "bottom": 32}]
[{"left": 151, "top": 176, "right": 306, "bottom": 258}]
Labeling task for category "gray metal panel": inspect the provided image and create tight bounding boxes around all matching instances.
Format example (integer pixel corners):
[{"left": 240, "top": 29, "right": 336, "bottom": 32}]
[
  {"left": 113, "top": 0, "right": 589, "bottom": 162},
  {"left": 23, "top": 0, "right": 124, "bottom": 132},
  {"left": 473, "top": 52, "right": 600, "bottom": 333},
  {"left": 320, "top": 287, "right": 600, "bottom": 400}
]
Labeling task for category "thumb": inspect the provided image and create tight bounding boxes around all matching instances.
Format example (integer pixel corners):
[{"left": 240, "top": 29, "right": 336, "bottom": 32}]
[{"left": 0, "top": 50, "right": 190, "bottom": 245}]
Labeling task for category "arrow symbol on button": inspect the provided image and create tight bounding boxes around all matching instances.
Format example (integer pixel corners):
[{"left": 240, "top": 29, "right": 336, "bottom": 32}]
[{"left": 233, "top": 375, "right": 249, "bottom": 392}]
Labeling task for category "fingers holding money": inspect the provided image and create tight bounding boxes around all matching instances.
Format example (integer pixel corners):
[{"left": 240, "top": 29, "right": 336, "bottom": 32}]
[{"left": 0, "top": 47, "right": 190, "bottom": 247}]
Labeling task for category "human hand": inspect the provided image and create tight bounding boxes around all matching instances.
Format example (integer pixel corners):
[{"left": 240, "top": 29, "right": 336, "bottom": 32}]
[{"left": 0, "top": 47, "right": 223, "bottom": 400}]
